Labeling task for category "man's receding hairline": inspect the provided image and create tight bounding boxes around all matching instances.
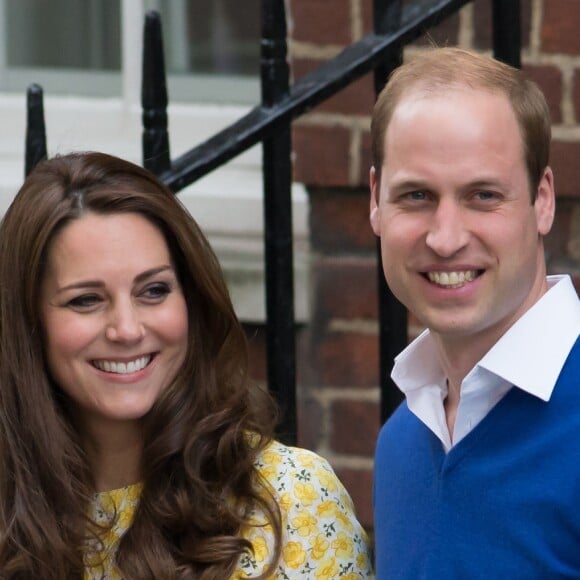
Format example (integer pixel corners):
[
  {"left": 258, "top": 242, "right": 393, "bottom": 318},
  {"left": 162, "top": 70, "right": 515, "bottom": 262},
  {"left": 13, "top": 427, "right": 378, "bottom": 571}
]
[{"left": 377, "top": 82, "right": 532, "bottom": 198}]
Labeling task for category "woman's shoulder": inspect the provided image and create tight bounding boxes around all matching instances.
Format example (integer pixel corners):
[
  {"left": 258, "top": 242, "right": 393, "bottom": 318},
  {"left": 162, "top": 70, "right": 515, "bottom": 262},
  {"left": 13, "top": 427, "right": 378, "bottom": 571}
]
[
  {"left": 254, "top": 439, "right": 350, "bottom": 504},
  {"left": 255, "top": 439, "right": 335, "bottom": 475},
  {"left": 254, "top": 439, "right": 361, "bottom": 522},
  {"left": 245, "top": 439, "right": 374, "bottom": 578}
]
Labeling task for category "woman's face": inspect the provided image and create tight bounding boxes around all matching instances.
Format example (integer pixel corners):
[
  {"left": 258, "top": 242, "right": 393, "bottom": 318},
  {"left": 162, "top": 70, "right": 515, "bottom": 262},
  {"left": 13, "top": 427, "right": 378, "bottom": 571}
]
[{"left": 40, "top": 212, "right": 189, "bottom": 437}]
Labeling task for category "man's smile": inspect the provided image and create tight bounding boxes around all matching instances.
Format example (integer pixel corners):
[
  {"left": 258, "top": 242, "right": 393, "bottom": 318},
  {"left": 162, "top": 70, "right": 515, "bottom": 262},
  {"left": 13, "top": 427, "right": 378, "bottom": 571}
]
[{"left": 425, "top": 270, "right": 481, "bottom": 288}]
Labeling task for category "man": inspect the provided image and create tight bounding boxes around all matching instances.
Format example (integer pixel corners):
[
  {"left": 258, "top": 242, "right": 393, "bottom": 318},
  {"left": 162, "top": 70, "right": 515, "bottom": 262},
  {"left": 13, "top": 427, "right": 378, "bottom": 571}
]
[{"left": 370, "top": 47, "right": 580, "bottom": 578}]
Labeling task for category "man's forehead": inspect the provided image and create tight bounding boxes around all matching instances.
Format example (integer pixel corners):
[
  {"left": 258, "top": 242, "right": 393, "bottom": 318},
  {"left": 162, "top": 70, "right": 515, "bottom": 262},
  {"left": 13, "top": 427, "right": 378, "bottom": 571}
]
[
  {"left": 381, "top": 86, "right": 527, "bottom": 180},
  {"left": 392, "top": 82, "right": 505, "bottom": 113},
  {"left": 385, "top": 84, "right": 518, "bottom": 147}
]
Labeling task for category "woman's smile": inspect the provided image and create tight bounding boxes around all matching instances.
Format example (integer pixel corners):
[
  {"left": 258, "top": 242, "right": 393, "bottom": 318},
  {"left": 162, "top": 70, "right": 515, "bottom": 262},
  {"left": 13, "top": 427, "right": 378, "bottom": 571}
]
[{"left": 40, "top": 212, "right": 189, "bottom": 434}]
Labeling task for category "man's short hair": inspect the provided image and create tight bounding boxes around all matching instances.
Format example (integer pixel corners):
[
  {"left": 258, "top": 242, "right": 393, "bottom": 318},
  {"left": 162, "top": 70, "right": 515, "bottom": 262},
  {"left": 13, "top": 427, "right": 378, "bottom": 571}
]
[{"left": 371, "top": 47, "right": 551, "bottom": 199}]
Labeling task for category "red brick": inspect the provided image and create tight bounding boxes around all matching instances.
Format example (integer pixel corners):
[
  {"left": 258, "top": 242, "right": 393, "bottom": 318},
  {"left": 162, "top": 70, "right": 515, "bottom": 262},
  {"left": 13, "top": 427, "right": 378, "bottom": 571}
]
[
  {"left": 573, "top": 70, "right": 580, "bottom": 123},
  {"left": 314, "top": 256, "right": 379, "bottom": 321},
  {"left": 545, "top": 200, "right": 573, "bottom": 263},
  {"left": 361, "top": 0, "right": 373, "bottom": 35},
  {"left": 297, "top": 397, "right": 324, "bottom": 450},
  {"left": 360, "top": 130, "right": 372, "bottom": 186},
  {"left": 310, "top": 188, "right": 377, "bottom": 253},
  {"left": 330, "top": 400, "right": 380, "bottom": 456},
  {"left": 542, "top": 0, "right": 580, "bottom": 54},
  {"left": 292, "top": 58, "right": 375, "bottom": 116},
  {"left": 290, "top": 0, "right": 352, "bottom": 45},
  {"left": 474, "top": 0, "right": 532, "bottom": 50},
  {"left": 523, "top": 65, "right": 563, "bottom": 124},
  {"left": 568, "top": 204, "right": 580, "bottom": 261},
  {"left": 361, "top": 0, "right": 459, "bottom": 45},
  {"left": 550, "top": 142, "right": 580, "bottom": 198},
  {"left": 316, "top": 332, "right": 379, "bottom": 387},
  {"left": 334, "top": 467, "right": 374, "bottom": 530},
  {"left": 293, "top": 124, "right": 352, "bottom": 186},
  {"left": 412, "top": 11, "right": 460, "bottom": 47}
]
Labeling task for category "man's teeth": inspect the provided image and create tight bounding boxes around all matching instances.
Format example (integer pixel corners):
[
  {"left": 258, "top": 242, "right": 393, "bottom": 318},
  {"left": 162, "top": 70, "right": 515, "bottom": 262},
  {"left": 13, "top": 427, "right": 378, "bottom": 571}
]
[
  {"left": 427, "top": 270, "right": 477, "bottom": 287},
  {"left": 93, "top": 355, "right": 151, "bottom": 374}
]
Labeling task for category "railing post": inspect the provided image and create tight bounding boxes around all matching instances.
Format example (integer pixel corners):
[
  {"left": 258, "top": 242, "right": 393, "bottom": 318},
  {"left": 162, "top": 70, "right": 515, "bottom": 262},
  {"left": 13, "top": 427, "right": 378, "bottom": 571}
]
[
  {"left": 25, "top": 84, "right": 47, "bottom": 176},
  {"left": 373, "top": 0, "right": 406, "bottom": 424},
  {"left": 492, "top": 0, "right": 521, "bottom": 68},
  {"left": 142, "top": 10, "right": 171, "bottom": 175},
  {"left": 261, "top": 0, "right": 296, "bottom": 444}
]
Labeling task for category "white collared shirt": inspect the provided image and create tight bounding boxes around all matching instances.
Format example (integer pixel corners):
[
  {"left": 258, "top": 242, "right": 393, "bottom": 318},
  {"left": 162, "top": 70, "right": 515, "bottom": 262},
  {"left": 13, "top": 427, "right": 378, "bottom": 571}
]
[{"left": 391, "top": 275, "right": 580, "bottom": 452}]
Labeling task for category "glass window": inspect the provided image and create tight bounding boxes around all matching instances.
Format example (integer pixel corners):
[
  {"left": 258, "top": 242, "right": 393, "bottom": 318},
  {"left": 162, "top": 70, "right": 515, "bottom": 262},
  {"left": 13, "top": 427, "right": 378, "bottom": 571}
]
[
  {"left": 155, "top": 0, "right": 260, "bottom": 77},
  {"left": 0, "top": 0, "right": 260, "bottom": 102},
  {"left": 5, "top": 0, "right": 120, "bottom": 70}
]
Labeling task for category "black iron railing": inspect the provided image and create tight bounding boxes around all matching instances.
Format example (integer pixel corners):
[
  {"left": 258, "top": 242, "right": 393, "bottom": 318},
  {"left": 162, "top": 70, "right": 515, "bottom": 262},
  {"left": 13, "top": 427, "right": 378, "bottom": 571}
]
[{"left": 24, "top": 0, "right": 521, "bottom": 443}]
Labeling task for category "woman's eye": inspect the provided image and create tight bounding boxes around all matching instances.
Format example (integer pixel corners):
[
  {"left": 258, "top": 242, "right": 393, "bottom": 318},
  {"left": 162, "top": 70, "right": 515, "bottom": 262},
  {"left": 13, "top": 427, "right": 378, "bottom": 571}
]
[
  {"left": 67, "top": 294, "right": 101, "bottom": 309},
  {"left": 142, "top": 282, "right": 171, "bottom": 300}
]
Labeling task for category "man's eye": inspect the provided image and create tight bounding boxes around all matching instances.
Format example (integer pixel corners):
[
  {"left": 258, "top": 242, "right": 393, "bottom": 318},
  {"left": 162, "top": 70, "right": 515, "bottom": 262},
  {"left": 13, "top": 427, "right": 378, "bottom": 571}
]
[
  {"left": 407, "top": 191, "right": 427, "bottom": 201},
  {"left": 475, "top": 191, "right": 496, "bottom": 201},
  {"left": 67, "top": 294, "right": 101, "bottom": 309}
]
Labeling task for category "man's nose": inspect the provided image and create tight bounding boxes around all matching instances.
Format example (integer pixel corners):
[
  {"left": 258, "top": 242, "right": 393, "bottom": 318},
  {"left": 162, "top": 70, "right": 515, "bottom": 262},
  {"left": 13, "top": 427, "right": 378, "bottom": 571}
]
[
  {"left": 425, "top": 199, "right": 470, "bottom": 258},
  {"left": 105, "top": 301, "right": 145, "bottom": 343}
]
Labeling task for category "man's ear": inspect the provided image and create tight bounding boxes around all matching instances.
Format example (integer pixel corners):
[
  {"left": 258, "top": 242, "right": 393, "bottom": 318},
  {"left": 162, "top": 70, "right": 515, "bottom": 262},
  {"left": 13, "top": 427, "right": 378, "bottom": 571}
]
[
  {"left": 369, "top": 166, "right": 381, "bottom": 236},
  {"left": 534, "top": 167, "right": 555, "bottom": 236}
]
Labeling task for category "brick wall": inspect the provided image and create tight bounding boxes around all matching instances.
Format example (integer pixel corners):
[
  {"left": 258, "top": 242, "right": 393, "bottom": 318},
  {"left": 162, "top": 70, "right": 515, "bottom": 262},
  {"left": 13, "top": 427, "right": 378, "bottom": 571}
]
[{"left": 247, "top": 0, "right": 580, "bottom": 532}]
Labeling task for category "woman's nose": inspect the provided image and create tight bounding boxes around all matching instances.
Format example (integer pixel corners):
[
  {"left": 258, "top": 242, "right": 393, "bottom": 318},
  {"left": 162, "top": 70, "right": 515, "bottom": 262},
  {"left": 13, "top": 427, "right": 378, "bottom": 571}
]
[{"left": 105, "top": 302, "right": 145, "bottom": 343}]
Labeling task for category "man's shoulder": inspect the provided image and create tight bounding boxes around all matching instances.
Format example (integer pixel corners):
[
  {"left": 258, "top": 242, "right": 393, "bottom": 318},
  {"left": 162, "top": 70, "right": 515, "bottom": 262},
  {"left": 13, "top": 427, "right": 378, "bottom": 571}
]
[
  {"left": 556, "top": 335, "right": 580, "bottom": 383},
  {"left": 376, "top": 401, "right": 428, "bottom": 456}
]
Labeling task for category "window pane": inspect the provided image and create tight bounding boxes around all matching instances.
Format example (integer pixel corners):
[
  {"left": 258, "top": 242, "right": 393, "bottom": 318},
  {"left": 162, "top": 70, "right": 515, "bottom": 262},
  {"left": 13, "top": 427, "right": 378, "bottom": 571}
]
[
  {"left": 5, "top": 0, "right": 121, "bottom": 70},
  {"left": 0, "top": 0, "right": 259, "bottom": 101},
  {"left": 156, "top": 0, "right": 260, "bottom": 77}
]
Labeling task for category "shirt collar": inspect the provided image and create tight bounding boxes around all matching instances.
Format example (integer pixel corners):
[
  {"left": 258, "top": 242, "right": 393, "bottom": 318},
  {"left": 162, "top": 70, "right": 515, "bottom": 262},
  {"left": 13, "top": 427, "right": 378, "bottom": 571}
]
[
  {"left": 478, "top": 275, "right": 580, "bottom": 401},
  {"left": 392, "top": 275, "right": 580, "bottom": 401}
]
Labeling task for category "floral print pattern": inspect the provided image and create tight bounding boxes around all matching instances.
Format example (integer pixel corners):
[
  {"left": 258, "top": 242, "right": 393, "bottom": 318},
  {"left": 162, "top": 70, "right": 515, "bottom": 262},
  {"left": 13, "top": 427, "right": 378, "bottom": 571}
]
[
  {"left": 85, "top": 482, "right": 143, "bottom": 579},
  {"left": 84, "top": 440, "right": 373, "bottom": 579}
]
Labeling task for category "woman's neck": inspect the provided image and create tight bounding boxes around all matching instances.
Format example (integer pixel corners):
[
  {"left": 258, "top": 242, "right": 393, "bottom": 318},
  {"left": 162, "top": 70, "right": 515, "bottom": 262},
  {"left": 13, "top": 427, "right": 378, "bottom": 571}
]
[{"left": 80, "top": 419, "right": 144, "bottom": 492}]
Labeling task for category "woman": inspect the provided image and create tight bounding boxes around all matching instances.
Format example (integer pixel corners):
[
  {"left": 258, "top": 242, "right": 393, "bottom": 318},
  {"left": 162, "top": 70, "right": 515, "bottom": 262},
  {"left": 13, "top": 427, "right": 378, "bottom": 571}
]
[{"left": 0, "top": 152, "right": 373, "bottom": 579}]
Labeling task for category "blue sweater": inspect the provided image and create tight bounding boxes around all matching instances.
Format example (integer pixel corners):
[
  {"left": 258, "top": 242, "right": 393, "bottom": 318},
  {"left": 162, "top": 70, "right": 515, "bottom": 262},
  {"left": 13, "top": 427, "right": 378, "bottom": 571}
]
[{"left": 374, "top": 338, "right": 580, "bottom": 579}]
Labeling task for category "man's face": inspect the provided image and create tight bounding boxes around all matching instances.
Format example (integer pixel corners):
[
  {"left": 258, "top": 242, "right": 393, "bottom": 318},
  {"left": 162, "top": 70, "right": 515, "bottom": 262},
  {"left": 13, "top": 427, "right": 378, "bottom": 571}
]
[{"left": 369, "top": 87, "right": 555, "bottom": 351}]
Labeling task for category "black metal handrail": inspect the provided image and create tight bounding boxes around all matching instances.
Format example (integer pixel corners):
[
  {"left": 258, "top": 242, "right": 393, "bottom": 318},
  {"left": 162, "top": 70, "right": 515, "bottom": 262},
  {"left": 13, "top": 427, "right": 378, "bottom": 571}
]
[
  {"left": 160, "top": 0, "right": 473, "bottom": 192},
  {"left": 373, "top": 1, "right": 407, "bottom": 424},
  {"left": 24, "top": 0, "right": 521, "bottom": 443},
  {"left": 260, "top": 0, "right": 296, "bottom": 441},
  {"left": 25, "top": 84, "right": 47, "bottom": 177}
]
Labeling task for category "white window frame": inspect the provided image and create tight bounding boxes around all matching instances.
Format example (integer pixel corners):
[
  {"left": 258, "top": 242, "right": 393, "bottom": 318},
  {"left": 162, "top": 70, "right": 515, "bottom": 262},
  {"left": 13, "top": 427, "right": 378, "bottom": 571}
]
[{"left": 0, "top": 0, "right": 309, "bottom": 323}]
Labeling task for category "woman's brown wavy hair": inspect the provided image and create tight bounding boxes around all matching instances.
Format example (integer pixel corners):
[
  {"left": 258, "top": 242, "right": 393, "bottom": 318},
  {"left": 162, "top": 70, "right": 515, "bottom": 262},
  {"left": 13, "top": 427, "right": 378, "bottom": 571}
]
[{"left": 0, "top": 152, "right": 281, "bottom": 578}]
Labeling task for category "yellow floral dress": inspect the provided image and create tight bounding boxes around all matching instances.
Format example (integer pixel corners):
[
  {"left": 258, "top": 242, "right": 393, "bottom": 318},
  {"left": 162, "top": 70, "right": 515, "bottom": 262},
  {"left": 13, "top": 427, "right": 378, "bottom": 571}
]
[{"left": 85, "top": 440, "right": 374, "bottom": 579}]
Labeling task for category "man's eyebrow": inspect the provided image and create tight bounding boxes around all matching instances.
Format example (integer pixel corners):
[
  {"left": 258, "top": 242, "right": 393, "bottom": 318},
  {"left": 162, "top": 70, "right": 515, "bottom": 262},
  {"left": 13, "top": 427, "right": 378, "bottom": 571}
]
[
  {"left": 387, "top": 177, "right": 507, "bottom": 194},
  {"left": 390, "top": 179, "right": 428, "bottom": 190},
  {"left": 462, "top": 178, "right": 506, "bottom": 189},
  {"left": 386, "top": 179, "right": 431, "bottom": 195}
]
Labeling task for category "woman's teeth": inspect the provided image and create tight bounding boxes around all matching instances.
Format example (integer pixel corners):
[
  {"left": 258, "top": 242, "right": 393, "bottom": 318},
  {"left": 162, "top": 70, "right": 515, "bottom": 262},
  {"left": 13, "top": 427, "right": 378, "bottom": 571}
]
[{"left": 93, "top": 355, "right": 151, "bottom": 374}]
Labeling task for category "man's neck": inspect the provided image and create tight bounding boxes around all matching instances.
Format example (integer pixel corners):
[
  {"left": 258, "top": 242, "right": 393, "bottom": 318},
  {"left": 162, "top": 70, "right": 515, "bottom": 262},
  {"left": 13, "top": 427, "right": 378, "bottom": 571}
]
[{"left": 432, "top": 331, "right": 502, "bottom": 444}]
